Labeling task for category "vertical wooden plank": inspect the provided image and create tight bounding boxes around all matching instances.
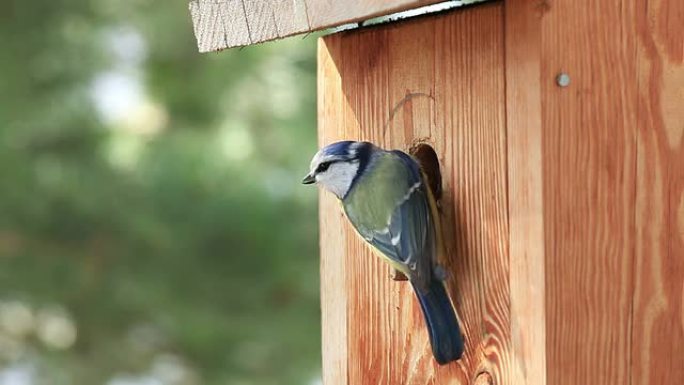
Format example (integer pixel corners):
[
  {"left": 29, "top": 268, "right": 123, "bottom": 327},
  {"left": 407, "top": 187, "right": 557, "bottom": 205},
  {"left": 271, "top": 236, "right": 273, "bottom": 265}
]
[
  {"left": 385, "top": 16, "right": 438, "bottom": 385},
  {"left": 504, "top": 1, "right": 546, "bottom": 385},
  {"left": 433, "top": 10, "right": 475, "bottom": 385},
  {"left": 466, "top": 6, "right": 510, "bottom": 385},
  {"left": 338, "top": 27, "right": 394, "bottom": 385},
  {"left": 541, "top": 1, "right": 638, "bottom": 384},
  {"left": 318, "top": 37, "right": 349, "bottom": 385},
  {"left": 319, "top": 3, "right": 509, "bottom": 384},
  {"left": 632, "top": 0, "right": 684, "bottom": 383},
  {"left": 434, "top": 10, "right": 476, "bottom": 384}
]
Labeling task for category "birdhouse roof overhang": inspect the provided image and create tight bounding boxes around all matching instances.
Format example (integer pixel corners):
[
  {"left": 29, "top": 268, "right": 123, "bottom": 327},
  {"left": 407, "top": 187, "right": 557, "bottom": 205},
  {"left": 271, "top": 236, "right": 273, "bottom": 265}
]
[{"left": 189, "top": 0, "right": 490, "bottom": 52}]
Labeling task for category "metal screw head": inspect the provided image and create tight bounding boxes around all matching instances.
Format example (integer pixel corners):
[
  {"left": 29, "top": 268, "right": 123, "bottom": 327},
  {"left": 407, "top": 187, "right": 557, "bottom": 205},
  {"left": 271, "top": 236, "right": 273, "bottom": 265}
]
[{"left": 556, "top": 73, "right": 571, "bottom": 87}]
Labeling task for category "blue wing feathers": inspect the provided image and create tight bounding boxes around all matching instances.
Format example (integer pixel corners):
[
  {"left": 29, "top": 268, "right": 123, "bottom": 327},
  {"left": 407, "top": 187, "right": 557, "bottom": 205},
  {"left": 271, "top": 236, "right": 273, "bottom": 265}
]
[{"left": 355, "top": 150, "right": 429, "bottom": 268}]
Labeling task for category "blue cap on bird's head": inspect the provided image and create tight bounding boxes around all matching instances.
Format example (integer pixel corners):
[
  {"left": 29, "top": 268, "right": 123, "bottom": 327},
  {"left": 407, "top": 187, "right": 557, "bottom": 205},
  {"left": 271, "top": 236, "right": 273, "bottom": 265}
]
[
  {"left": 302, "top": 140, "right": 373, "bottom": 198},
  {"left": 319, "top": 140, "right": 356, "bottom": 157}
]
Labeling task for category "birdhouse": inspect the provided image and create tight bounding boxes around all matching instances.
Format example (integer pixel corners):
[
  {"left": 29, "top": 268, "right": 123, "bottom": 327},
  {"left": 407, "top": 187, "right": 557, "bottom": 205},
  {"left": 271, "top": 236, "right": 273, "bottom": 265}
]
[{"left": 189, "top": 0, "right": 684, "bottom": 384}]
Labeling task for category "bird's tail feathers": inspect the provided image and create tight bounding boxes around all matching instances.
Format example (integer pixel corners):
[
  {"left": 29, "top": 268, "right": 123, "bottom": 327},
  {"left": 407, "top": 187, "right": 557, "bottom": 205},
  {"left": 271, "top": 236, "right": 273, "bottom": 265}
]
[{"left": 413, "top": 279, "right": 464, "bottom": 365}]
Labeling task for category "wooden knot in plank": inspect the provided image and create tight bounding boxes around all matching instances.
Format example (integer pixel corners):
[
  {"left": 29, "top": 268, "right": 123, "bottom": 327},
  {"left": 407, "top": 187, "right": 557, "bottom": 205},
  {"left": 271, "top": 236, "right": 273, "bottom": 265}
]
[{"left": 473, "top": 371, "right": 494, "bottom": 385}]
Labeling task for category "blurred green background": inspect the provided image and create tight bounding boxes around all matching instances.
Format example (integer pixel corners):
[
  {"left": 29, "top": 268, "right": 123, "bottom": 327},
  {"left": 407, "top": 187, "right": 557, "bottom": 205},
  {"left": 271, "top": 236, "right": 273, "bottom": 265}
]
[{"left": 0, "top": 1, "right": 320, "bottom": 384}]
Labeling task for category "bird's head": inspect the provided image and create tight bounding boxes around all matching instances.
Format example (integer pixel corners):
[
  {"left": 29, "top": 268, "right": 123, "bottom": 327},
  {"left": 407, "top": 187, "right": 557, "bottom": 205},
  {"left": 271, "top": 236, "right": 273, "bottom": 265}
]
[{"left": 302, "top": 141, "right": 371, "bottom": 199}]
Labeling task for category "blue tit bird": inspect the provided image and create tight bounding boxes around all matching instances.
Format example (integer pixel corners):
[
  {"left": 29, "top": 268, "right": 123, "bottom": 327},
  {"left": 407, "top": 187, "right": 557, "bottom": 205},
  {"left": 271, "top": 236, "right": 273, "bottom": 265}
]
[{"left": 302, "top": 140, "right": 464, "bottom": 364}]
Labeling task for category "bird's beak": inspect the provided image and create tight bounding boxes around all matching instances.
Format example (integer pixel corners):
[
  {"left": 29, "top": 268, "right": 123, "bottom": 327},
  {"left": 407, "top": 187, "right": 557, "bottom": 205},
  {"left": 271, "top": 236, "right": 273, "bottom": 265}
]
[{"left": 302, "top": 173, "right": 316, "bottom": 185}]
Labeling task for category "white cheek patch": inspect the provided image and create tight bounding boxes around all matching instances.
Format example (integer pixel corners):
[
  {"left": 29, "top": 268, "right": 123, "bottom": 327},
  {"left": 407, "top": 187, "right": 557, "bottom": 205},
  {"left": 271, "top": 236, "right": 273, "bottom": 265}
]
[{"left": 316, "top": 161, "right": 359, "bottom": 198}]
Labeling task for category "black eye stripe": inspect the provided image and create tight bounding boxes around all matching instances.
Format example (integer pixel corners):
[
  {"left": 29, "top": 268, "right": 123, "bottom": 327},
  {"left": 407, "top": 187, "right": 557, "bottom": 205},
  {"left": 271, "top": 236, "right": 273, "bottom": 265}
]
[{"left": 316, "top": 161, "right": 333, "bottom": 173}]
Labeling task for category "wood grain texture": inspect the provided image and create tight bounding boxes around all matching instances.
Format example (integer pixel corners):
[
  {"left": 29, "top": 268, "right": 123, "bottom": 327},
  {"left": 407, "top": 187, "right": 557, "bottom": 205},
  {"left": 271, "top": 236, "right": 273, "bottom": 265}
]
[
  {"left": 318, "top": 36, "right": 349, "bottom": 385},
  {"left": 189, "top": 0, "right": 254, "bottom": 52},
  {"left": 632, "top": 0, "right": 684, "bottom": 383},
  {"left": 503, "top": 1, "right": 546, "bottom": 384},
  {"left": 541, "top": 1, "right": 638, "bottom": 384},
  {"left": 189, "top": 0, "right": 310, "bottom": 52},
  {"left": 318, "top": 1, "right": 684, "bottom": 384},
  {"left": 188, "top": 0, "right": 444, "bottom": 52},
  {"left": 305, "top": 0, "right": 440, "bottom": 30},
  {"left": 319, "top": 3, "right": 512, "bottom": 384}
]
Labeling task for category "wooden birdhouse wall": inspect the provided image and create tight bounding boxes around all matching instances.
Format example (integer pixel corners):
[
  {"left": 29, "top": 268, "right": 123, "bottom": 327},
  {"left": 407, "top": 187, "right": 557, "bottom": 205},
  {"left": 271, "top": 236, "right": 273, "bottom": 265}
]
[
  {"left": 319, "top": 4, "right": 513, "bottom": 383},
  {"left": 317, "top": 1, "right": 683, "bottom": 384}
]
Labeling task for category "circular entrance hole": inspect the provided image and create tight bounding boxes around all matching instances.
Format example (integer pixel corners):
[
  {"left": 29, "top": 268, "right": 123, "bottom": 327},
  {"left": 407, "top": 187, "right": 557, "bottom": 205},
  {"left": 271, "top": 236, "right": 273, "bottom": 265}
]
[{"left": 409, "top": 143, "right": 442, "bottom": 201}]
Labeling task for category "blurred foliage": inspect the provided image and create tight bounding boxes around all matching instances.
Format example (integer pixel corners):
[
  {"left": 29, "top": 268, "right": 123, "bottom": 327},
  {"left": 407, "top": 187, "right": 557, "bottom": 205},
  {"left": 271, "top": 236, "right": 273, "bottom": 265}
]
[{"left": 0, "top": 0, "right": 320, "bottom": 384}]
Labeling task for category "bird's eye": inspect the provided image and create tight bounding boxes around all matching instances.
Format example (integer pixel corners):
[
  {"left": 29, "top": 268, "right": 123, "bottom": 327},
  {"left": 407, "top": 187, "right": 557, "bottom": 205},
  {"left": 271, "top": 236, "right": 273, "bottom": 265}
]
[{"left": 316, "top": 161, "right": 332, "bottom": 173}]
